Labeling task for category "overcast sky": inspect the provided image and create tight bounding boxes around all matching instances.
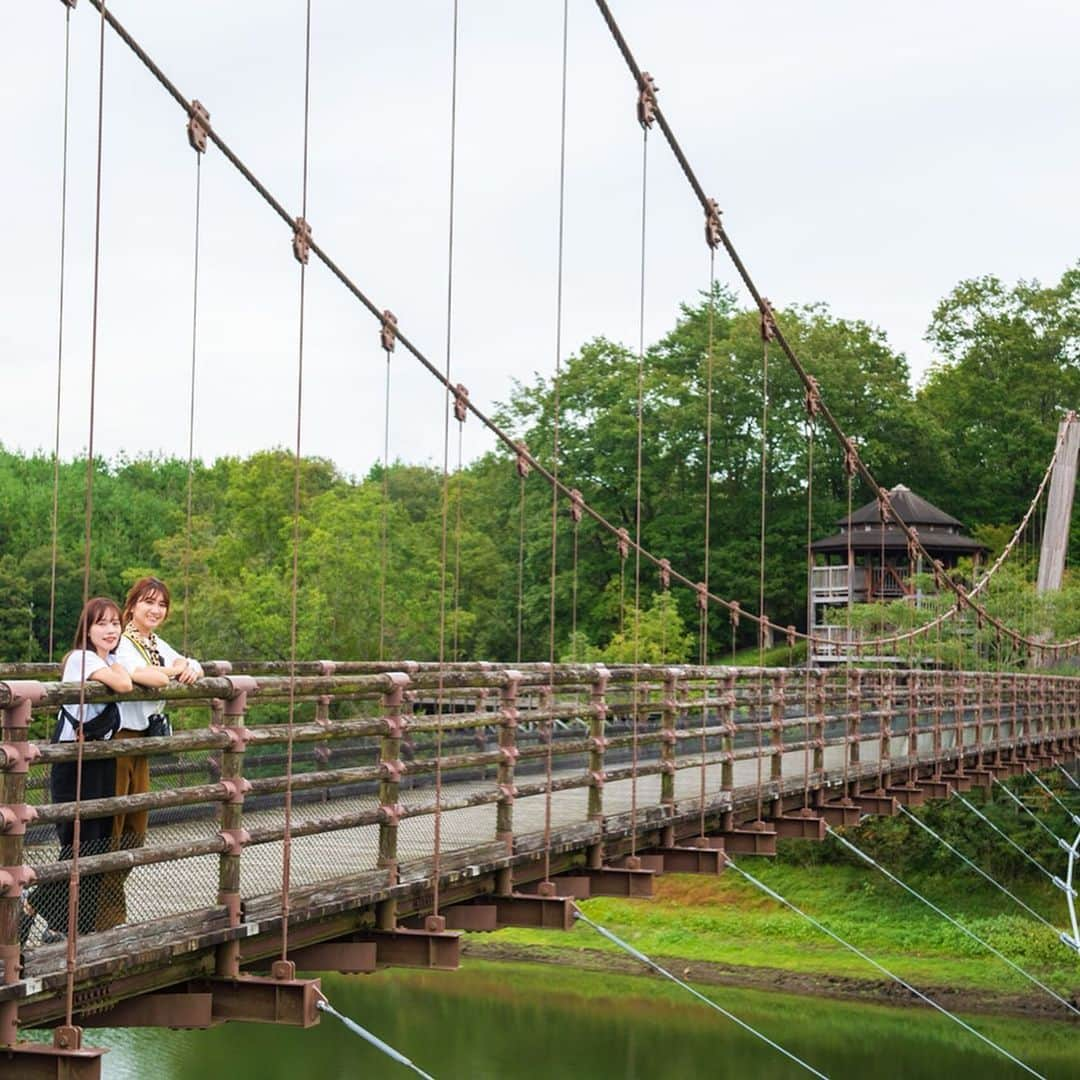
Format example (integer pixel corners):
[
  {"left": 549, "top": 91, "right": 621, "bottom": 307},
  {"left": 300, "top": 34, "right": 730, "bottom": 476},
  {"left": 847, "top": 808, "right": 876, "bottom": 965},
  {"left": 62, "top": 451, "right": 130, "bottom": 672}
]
[{"left": 5, "top": 1, "right": 1079, "bottom": 479}]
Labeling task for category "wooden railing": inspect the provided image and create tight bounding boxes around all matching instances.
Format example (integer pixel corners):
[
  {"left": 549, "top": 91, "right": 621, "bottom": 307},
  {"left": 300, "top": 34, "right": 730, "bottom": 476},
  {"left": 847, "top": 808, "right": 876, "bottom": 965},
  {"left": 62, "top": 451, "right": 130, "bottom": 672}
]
[{"left": 1, "top": 663, "right": 1078, "bottom": 1039}]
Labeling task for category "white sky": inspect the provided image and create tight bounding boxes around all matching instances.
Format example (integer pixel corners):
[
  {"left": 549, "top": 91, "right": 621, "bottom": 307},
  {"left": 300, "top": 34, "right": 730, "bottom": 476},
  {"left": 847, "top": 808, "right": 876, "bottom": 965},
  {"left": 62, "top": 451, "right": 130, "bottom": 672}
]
[{"left": 4, "top": 1, "right": 1079, "bottom": 479}]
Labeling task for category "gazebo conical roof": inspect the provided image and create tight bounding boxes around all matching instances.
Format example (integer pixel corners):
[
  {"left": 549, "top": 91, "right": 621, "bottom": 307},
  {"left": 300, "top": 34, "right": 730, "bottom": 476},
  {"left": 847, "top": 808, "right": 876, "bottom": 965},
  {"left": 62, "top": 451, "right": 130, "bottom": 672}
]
[{"left": 810, "top": 484, "right": 986, "bottom": 557}]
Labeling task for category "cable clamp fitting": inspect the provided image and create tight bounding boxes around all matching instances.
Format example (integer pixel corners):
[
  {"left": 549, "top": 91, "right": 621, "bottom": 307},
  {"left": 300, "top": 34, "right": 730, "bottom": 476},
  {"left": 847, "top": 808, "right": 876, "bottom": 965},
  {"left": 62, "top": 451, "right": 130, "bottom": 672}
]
[
  {"left": 637, "top": 72, "right": 658, "bottom": 129},
  {"left": 759, "top": 297, "right": 777, "bottom": 343},
  {"left": 616, "top": 528, "right": 630, "bottom": 562},
  {"left": 658, "top": 558, "right": 671, "bottom": 590},
  {"left": 729, "top": 601, "right": 741, "bottom": 629},
  {"left": 187, "top": 100, "right": 210, "bottom": 154},
  {"left": 292, "top": 217, "right": 312, "bottom": 265},
  {"left": 380, "top": 309, "right": 398, "bottom": 353},
  {"left": 515, "top": 442, "right": 532, "bottom": 479},
  {"left": 695, "top": 581, "right": 708, "bottom": 612},
  {"left": 453, "top": 383, "right": 470, "bottom": 423},
  {"left": 704, "top": 198, "right": 723, "bottom": 250},
  {"left": 804, "top": 375, "right": 822, "bottom": 419},
  {"left": 568, "top": 488, "right": 584, "bottom": 524}
]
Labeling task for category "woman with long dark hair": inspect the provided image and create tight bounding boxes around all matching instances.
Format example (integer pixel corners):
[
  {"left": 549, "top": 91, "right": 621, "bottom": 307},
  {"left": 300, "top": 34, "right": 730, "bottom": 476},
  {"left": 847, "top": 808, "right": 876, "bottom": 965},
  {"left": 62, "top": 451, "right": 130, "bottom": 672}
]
[{"left": 25, "top": 597, "right": 132, "bottom": 942}]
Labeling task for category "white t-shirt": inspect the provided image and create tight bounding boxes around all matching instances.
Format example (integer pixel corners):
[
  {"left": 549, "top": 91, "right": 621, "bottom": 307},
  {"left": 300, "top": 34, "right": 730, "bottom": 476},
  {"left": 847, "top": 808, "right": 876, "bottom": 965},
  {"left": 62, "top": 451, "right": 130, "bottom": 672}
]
[
  {"left": 56, "top": 650, "right": 117, "bottom": 742},
  {"left": 115, "top": 634, "right": 202, "bottom": 732}
]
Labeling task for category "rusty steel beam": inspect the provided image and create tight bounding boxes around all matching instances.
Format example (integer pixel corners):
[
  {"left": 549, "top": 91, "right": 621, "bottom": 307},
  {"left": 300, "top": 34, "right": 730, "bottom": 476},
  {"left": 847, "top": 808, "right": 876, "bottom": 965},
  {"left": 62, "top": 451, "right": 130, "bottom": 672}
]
[
  {"left": 768, "top": 813, "right": 827, "bottom": 841},
  {"left": 717, "top": 824, "right": 778, "bottom": 856},
  {"left": 648, "top": 846, "right": 726, "bottom": 873},
  {"left": 885, "top": 784, "right": 926, "bottom": 808},
  {"left": 278, "top": 942, "right": 378, "bottom": 975},
  {"left": 351, "top": 927, "right": 461, "bottom": 970},
  {"left": 76, "top": 992, "right": 216, "bottom": 1029},
  {"left": 580, "top": 867, "right": 655, "bottom": 897},
  {"left": 849, "top": 792, "right": 897, "bottom": 817},
  {"left": 915, "top": 778, "right": 953, "bottom": 800},
  {"left": 0, "top": 1035, "right": 105, "bottom": 1079},
  {"left": 818, "top": 800, "right": 862, "bottom": 826},
  {"left": 545, "top": 875, "right": 591, "bottom": 899},
  {"left": 188, "top": 972, "right": 321, "bottom": 1027}
]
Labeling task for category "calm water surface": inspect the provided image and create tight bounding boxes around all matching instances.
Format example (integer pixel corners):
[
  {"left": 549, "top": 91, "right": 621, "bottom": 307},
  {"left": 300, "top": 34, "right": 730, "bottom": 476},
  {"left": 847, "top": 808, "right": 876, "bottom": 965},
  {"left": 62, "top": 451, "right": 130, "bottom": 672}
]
[{"left": 78, "top": 960, "right": 1077, "bottom": 1079}]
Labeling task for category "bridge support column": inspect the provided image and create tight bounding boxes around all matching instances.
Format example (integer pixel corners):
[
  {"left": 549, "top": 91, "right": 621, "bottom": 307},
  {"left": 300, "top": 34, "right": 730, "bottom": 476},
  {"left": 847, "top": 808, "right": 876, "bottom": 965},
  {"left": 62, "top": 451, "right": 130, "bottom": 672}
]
[
  {"left": 845, "top": 668, "right": 862, "bottom": 797},
  {"left": 586, "top": 668, "right": 609, "bottom": 872},
  {"left": 496, "top": 671, "right": 522, "bottom": 850},
  {"left": 214, "top": 676, "right": 255, "bottom": 979},
  {"left": 659, "top": 670, "right": 680, "bottom": 810},
  {"left": 770, "top": 671, "right": 785, "bottom": 786},
  {"left": 719, "top": 671, "right": 736, "bottom": 801}
]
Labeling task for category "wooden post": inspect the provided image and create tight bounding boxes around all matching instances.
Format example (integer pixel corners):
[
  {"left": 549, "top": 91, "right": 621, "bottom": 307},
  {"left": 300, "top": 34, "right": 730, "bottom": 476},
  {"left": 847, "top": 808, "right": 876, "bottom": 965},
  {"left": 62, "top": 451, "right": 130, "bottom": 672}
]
[
  {"left": 215, "top": 677, "right": 255, "bottom": 978},
  {"left": 719, "top": 671, "right": 736, "bottom": 798},
  {"left": 907, "top": 669, "right": 921, "bottom": 783},
  {"left": 1036, "top": 413, "right": 1080, "bottom": 593},
  {"left": 377, "top": 674, "right": 410, "bottom": 874},
  {"left": 587, "top": 667, "right": 609, "bottom": 870},
  {"left": 846, "top": 667, "right": 862, "bottom": 794},
  {"left": 0, "top": 682, "right": 43, "bottom": 1046},
  {"left": 878, "top": 669, "right": 893, "bottom": 789},
  {"left": 496, "top": 671, "right": 522, "bottom": 848},
  {"left": 811, "top": 669, "right": 826, "bottom": 787},
  {"left": 660, "top": 669, "right": 680, "bottom": 808},
  {"left": 770, "top": 670, "right": 785, "bottom": 784}
]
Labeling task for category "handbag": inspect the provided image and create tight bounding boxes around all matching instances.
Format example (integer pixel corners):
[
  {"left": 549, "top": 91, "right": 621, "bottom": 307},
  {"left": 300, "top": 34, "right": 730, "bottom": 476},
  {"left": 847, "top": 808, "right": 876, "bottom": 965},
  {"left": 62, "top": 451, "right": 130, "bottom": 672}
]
[
  {"left": 146, "top": 713, "right": 172, "bottom": 738},
  {"left": 51, "top": 701, "right": 121, "bottom": 744}
]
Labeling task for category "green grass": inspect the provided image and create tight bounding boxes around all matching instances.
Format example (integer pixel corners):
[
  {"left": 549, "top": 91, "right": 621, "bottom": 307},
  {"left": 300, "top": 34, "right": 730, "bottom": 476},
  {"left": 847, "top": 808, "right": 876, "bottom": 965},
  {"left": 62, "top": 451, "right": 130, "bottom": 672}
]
[{"left": 484, "top": 858, "right": 1079, "bottom": 997}]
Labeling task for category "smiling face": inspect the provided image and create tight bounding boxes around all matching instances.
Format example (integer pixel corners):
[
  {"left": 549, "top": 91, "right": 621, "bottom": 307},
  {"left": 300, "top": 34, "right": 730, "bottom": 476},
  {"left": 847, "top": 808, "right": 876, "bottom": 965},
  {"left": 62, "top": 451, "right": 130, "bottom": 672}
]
[
  {"left": 88, "top": 608, "right": 123, "bottom": 658},
  {"left": 130, "top": 589, "right": 169, "bottom": 636}
]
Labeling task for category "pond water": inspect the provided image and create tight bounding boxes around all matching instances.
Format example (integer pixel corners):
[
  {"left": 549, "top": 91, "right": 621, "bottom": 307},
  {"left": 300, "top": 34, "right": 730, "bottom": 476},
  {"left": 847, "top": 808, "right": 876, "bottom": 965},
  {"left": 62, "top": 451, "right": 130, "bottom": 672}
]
[{"left": 71, "top": 960, "right": 1077, "bottom": 1079}]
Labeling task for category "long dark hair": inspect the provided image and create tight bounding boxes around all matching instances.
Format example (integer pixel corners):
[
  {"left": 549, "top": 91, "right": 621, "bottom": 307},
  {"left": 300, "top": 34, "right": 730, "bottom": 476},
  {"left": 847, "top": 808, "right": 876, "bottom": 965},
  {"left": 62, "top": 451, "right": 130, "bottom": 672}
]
[
  {"left": 64, "top": 597, "right": 123, "bottom": 667},
  {"left": 122, "top": 576, "right": 171, "bottom": 628}
]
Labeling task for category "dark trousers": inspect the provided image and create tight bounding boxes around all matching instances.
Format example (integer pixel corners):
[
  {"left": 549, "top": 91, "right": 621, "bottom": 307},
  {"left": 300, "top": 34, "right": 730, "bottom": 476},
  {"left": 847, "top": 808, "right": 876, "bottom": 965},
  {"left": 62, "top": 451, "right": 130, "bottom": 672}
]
[{"left": 30, "top": 757, "right": 117, "bottom": 936}]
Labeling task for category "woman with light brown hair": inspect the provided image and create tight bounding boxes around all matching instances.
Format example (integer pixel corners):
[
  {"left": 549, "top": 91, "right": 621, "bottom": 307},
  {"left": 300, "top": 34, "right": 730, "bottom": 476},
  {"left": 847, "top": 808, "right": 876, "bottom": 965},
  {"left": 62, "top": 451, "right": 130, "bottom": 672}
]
[{"left": 96, "top": 576, "right": 202, "bottom": 930}]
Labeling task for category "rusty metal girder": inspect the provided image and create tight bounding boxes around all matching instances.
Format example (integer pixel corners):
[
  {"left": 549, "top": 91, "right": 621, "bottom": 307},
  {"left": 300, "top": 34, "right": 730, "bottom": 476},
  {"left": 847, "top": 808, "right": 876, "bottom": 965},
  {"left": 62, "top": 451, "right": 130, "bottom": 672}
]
[
  {"left": 0, "top": 1037, "right": 105, "bottom": 1079},
  {"left": 351, "top": 926, "right": 460, "bottom": 970},
  {"left": 648, "top": 846, "right": 726, "bottom": 873},
  {"left": 768, "top": 813, "right": 828, "bottom": 840},
  {"left": 545, "top": 875, "right": 591, "bottom": 899},
  {"left": 187, "top": 973, "right": 321, "bottom": 1027},
  {"left": 610, "top": 853, "right": 665, "bottom": 873},
  {"left": 885, "top": 784, "right": 926, "bottom": 808},
  {"left": 718, "top": 824, "right": 777, "bottom": 856},
  {"left": 76, "top": 992, "right": 216, "bottom": 1029},
  {"left": 849, "top": 793, "right": 897, "bottom": 817},
  {"left": 944, "top": 772, "right": 974, "bottom": 792},
  {"left": 279, "top": 941, "right": 377, "bottom": 975},
  {"left": 967, "top": 768, "right": 996, "bottom": 789},
  {"left": 916, "top": 778, "right": 954, "bottom": 800},
  {"left": 580, "top": 866, "right": 655, "bottom": 897},
  {"left": 819, "top": 801, "right": 862, "bottom": 826}
]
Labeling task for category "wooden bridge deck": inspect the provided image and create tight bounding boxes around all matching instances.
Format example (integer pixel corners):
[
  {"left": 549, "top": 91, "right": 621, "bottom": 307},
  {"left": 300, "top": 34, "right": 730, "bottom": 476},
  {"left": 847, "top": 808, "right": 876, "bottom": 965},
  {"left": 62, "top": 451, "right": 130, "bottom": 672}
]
[{"left": 1, "top": 662, "right": 1077, "bottom": 1063}]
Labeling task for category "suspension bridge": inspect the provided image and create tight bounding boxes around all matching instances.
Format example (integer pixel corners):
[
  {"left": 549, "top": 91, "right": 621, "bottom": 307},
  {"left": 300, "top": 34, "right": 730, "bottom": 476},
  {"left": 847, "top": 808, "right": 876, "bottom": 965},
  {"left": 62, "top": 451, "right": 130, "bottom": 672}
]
[{"left": 5, "top": 2, "right": 1080, "bottom": 1078}]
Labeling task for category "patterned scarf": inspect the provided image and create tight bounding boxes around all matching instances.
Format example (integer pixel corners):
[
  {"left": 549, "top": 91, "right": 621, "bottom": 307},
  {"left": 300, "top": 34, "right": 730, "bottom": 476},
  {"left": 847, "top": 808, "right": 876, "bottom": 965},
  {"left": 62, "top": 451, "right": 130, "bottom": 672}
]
[{"left": 124, "top": 624, "right": 164, "bottom": 667}]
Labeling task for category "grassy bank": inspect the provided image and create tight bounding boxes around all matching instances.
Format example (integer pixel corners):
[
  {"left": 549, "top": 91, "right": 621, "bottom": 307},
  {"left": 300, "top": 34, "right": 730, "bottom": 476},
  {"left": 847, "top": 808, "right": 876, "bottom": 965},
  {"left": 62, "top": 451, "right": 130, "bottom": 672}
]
[{"left": 480, "top": 844, "right": 1079, "bottom": 1003}]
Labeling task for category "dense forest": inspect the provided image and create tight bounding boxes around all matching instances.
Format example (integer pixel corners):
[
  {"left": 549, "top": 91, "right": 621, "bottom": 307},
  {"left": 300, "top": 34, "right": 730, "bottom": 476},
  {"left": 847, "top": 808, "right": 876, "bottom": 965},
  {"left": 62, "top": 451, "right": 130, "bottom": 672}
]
[{"left": 2, "top": 266, "right": 1079, "bottom": 665}]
